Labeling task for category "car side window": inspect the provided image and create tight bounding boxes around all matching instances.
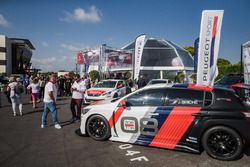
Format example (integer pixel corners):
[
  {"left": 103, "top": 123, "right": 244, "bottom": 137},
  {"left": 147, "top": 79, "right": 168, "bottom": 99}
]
[
  {"left": 126, "top": 89, "right": 166, "bottom": 106},
  {"left": 204, "top": 91, "right": 213, "bottom": 106},
  {"left": 166, "top": 89, "right": 204, "bottom": 107}
]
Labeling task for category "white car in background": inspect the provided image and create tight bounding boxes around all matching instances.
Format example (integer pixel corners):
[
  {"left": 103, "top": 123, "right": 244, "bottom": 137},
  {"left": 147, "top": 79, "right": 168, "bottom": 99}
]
[
  {"left": 147, "top": 79, "right": 171, "bottom": 85},
  {"left": 84, "top": 79, "right": 129, "bottom": 103}
]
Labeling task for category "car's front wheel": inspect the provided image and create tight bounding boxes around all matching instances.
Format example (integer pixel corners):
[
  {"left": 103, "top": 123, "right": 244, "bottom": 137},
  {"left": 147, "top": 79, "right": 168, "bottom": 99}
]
[
  {"left": 86, "top": 115, "right": 111, "bottom": 141},
  {"left": 202, "top": 126, "right": 243, "bottom": 161}
]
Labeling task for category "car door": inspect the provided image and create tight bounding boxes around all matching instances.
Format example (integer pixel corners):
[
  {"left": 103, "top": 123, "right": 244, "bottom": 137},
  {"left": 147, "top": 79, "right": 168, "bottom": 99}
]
[
  {"left": 149, "top": 88, "right": 204, "bottom": 149},
  {"left": 112, "top": 88, "right": 168, "bottom": 145}
]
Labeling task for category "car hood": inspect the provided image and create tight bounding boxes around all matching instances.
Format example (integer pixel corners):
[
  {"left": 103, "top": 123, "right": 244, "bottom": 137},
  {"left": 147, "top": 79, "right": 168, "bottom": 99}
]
[{"left": 86, "top": 88, "right": 116, "bottom": 94}]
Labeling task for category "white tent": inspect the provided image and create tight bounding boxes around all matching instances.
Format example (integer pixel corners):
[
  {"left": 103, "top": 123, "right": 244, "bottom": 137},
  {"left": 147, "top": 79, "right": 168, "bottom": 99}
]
[{"left": 122, "top": 38, "right": 194, "bottom": 80}]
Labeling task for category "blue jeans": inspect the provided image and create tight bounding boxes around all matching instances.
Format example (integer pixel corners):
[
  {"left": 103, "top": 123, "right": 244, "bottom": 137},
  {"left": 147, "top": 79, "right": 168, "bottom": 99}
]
[{"left": 42, "top": 102, "right": 58, "bottom": 125}]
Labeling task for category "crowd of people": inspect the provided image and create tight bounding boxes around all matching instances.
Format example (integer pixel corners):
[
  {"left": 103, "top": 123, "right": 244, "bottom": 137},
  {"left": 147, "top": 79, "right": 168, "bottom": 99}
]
[
  {"left": 2, "top": 73, "right": 91, "bottom": 129},
  {"left": 1, "top": 72, "right": 149, "bottom": 130}
]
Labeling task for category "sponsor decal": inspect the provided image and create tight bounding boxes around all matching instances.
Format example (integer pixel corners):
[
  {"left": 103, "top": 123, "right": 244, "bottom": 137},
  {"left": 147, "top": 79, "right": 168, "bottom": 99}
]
[
  {"left": 87, "top": 89, "right": 106, "bottom": 95},
  {"left": 171, "top": 99, "right": 199, "bottom": 105},
  {"left": 124, "top": 119, "right": 136, "bottom": 131},
  {"left": 186, "top": 137, "right": 198, "bottom": 143}
]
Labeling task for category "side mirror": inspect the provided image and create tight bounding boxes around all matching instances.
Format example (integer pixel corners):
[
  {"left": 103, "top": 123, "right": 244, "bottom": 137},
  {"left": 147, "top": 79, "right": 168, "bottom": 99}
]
[{"left": 118, "top": 100, "right": 127, "bottom": 108}]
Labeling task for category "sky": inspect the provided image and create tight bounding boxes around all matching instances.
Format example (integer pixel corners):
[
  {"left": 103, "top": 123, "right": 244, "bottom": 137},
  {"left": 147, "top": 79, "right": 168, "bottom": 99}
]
[{"left": 0, "top": 0, "right": 249, "bottom": 72}]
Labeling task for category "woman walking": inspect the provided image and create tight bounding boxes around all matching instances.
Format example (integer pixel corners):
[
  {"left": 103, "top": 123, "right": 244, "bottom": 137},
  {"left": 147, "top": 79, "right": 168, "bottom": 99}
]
[
  {"left": 7, "top": 77, "right": 23, "bottom": 116},
  {"left": 27, "top": 78, "right": 40, "bottom": 108}
]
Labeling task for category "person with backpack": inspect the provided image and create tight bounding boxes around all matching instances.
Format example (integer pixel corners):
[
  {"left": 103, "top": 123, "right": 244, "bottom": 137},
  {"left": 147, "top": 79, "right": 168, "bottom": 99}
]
[
  {"left": 27, "top": 78, "right": 40, "bottom": 108},
  {"left": 7, "top": 77, "right": 23, "bottom": 116}
]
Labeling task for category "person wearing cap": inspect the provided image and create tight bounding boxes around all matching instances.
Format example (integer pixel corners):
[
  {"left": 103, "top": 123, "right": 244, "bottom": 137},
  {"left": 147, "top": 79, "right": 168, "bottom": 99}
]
[{"left": 7, "top": 77, "right": 23, "bottom": 116}]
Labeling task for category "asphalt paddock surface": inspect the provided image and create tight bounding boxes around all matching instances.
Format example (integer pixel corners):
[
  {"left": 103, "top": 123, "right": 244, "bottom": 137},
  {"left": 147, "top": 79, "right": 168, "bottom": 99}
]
[{"left": 1, "top": 94, "right": 250, "bottom": 167}]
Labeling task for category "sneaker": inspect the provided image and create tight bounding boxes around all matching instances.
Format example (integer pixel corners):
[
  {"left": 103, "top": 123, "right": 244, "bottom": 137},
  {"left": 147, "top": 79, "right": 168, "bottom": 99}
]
[
  {"left": 41, "top": 124, "right": 45, "bottom": 128},
  {"left": 20, "top": 112, "right": 23, "bottom": 116},
  {"left": 54, "top": 124, "right": 62, "bottom": 129},
  {"left": 13, "top": 113, "right": 16, "bottom": 117}
]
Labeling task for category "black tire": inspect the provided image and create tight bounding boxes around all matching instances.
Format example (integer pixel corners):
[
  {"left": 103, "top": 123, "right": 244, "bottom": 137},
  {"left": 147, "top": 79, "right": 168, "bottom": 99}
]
[
  {"left": 202, "top": 126, "right": 243, "bottom": 161},
  {"left": 86, "top": 115, "right": 111, "bottom": 141},
  {"left": 113, "top": 93, "right": 118, "bottom": 98}
]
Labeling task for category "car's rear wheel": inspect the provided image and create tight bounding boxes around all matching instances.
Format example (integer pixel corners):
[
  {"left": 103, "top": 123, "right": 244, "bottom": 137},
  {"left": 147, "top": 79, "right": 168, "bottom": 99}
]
[
  {"left": 86, "top": 115, "right": 111, "bottom": 141},
  {"left": 202, "top": 126, "right": 243, "bottom": 161}
]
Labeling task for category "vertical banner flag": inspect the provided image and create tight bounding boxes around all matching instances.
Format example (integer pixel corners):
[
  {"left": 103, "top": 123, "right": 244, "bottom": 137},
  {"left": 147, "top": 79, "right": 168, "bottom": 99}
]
[
  {"left": 197, "top": 10, "right": 224, "bottom": 86},
  {"left": 194, "top": 38, "right": 199, "bottom": 73},
  {"left": 243, "top": 41, "right": 250, "bottom": 85},
  {"left": 134, "top": 34, "right": 146, "bottom": 81}
]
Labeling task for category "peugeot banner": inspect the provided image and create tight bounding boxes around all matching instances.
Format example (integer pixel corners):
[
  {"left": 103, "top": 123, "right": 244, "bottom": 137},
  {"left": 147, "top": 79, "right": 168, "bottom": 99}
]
[
  {"left": 134, "top": 34, "right": 146, "bottom": 81},
  {"left": 243, "top": 41, "right": 250, "bottom": 85},
  {"left": 197, "top": 10, "right": 224, "bottom": 86}
]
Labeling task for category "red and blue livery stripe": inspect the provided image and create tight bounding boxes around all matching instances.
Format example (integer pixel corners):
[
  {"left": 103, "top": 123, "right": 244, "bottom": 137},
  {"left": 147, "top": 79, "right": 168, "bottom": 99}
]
[
  {"left": 149, "top": 107, "right": 201, "bottom": 149},
  {"left": 210, "top": 16, "right": 218, "bottom": 68}
]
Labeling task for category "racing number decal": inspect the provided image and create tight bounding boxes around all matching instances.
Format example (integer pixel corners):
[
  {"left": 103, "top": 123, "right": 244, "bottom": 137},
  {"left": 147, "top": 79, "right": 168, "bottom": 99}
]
[
  {"left": 140, "top": 118, "right": 158, "bottom": 136},
  {"left": 121, "top": 117, "right": 158, "bottom": 136}
]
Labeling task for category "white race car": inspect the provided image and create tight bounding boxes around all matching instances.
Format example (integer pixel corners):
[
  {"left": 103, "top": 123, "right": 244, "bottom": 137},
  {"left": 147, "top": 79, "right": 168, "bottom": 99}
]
[
  {"left": 79, "top": 83, "right": 250, "bottom": 161},
  {"left": 84, "top": 79, "right": 129, "bottom": 103}
]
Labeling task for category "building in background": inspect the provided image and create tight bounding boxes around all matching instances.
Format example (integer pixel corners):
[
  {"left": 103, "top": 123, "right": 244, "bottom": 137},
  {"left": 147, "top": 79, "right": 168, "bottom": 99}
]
[{"left": 0, "top": 34, "right": 35, "bottom": 76}]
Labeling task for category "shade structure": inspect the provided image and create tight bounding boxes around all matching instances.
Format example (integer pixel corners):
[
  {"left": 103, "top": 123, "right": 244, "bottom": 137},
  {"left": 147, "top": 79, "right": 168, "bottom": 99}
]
[
  {"left": 122, "top": 38, "right": 194, "bottom": 80},
  {"left": 123, "top": 38, "right": 193, "bottom": 70}
]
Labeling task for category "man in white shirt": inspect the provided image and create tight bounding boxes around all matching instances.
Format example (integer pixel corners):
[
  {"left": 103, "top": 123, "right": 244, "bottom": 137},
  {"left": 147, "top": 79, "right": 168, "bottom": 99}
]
[
  {"left": 41, "top": 74, "right": 61, "bottom": 129},
  {"left": 70, "top": 74, "right": 86, "bottom": 122}
]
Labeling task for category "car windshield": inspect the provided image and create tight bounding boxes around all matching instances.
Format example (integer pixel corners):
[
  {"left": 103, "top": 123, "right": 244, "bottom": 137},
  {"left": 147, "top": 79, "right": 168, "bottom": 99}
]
[
  {"left": 217, "top": 76, "right": 242, "bottom": 85},
  {"left": 94, "top": 81, "right": 117, "bottom": 88},
  {"left": 149, "top": 80, "right": 167, "bottom": 85}
]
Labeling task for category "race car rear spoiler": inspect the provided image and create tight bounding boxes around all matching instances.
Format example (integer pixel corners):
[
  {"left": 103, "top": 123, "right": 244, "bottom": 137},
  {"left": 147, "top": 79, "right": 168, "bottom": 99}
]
[{"left": 232, "top": 83, "right": 250, "bottom": 101}]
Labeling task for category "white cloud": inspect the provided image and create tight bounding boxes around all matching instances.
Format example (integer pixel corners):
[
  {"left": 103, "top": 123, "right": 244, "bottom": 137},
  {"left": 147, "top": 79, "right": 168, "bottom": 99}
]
[
  {"left": 31, "top": 56, "right": 75, "bottom": 72},
  {"left": 61, "top": 43, "right": 89, "bottom": 52},
  {"left": 60, "top": 6, "right": 101, "bottom": 23},
  {"left": 0, "top": 14, "right": 9, "bottom": 27},
  {"left": 41, "top": 41, "right": 49, "bottom": 47}
]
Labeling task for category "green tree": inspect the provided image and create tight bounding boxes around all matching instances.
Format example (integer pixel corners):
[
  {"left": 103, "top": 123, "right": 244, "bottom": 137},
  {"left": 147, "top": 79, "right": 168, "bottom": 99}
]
[
  {"left": 123, "top": 71, "right": 131, "bottom": 80},
  {"left": 68, "top": 71, "right": 75, "bottom": 78},
  {"left": 177, "top": 72, "right": 185, "bottom": 83},
  {"left": 183, "top": 46, "right": 194, "bottom": 56},
  {"left": 89, "top": 70, "right": 100, "bottom": 82},
  {"left": 216, "top": 62, "right": 241, "bottom": 80},
  {"left": 217, "top": 58, "right": 231, "bottom": 66}
]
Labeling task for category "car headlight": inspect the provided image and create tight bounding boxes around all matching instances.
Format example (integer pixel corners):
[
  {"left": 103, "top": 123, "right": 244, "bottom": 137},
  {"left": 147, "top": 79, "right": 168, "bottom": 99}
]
[{"left": 81, "top": 108, "right": 91, "bottom": 115}]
